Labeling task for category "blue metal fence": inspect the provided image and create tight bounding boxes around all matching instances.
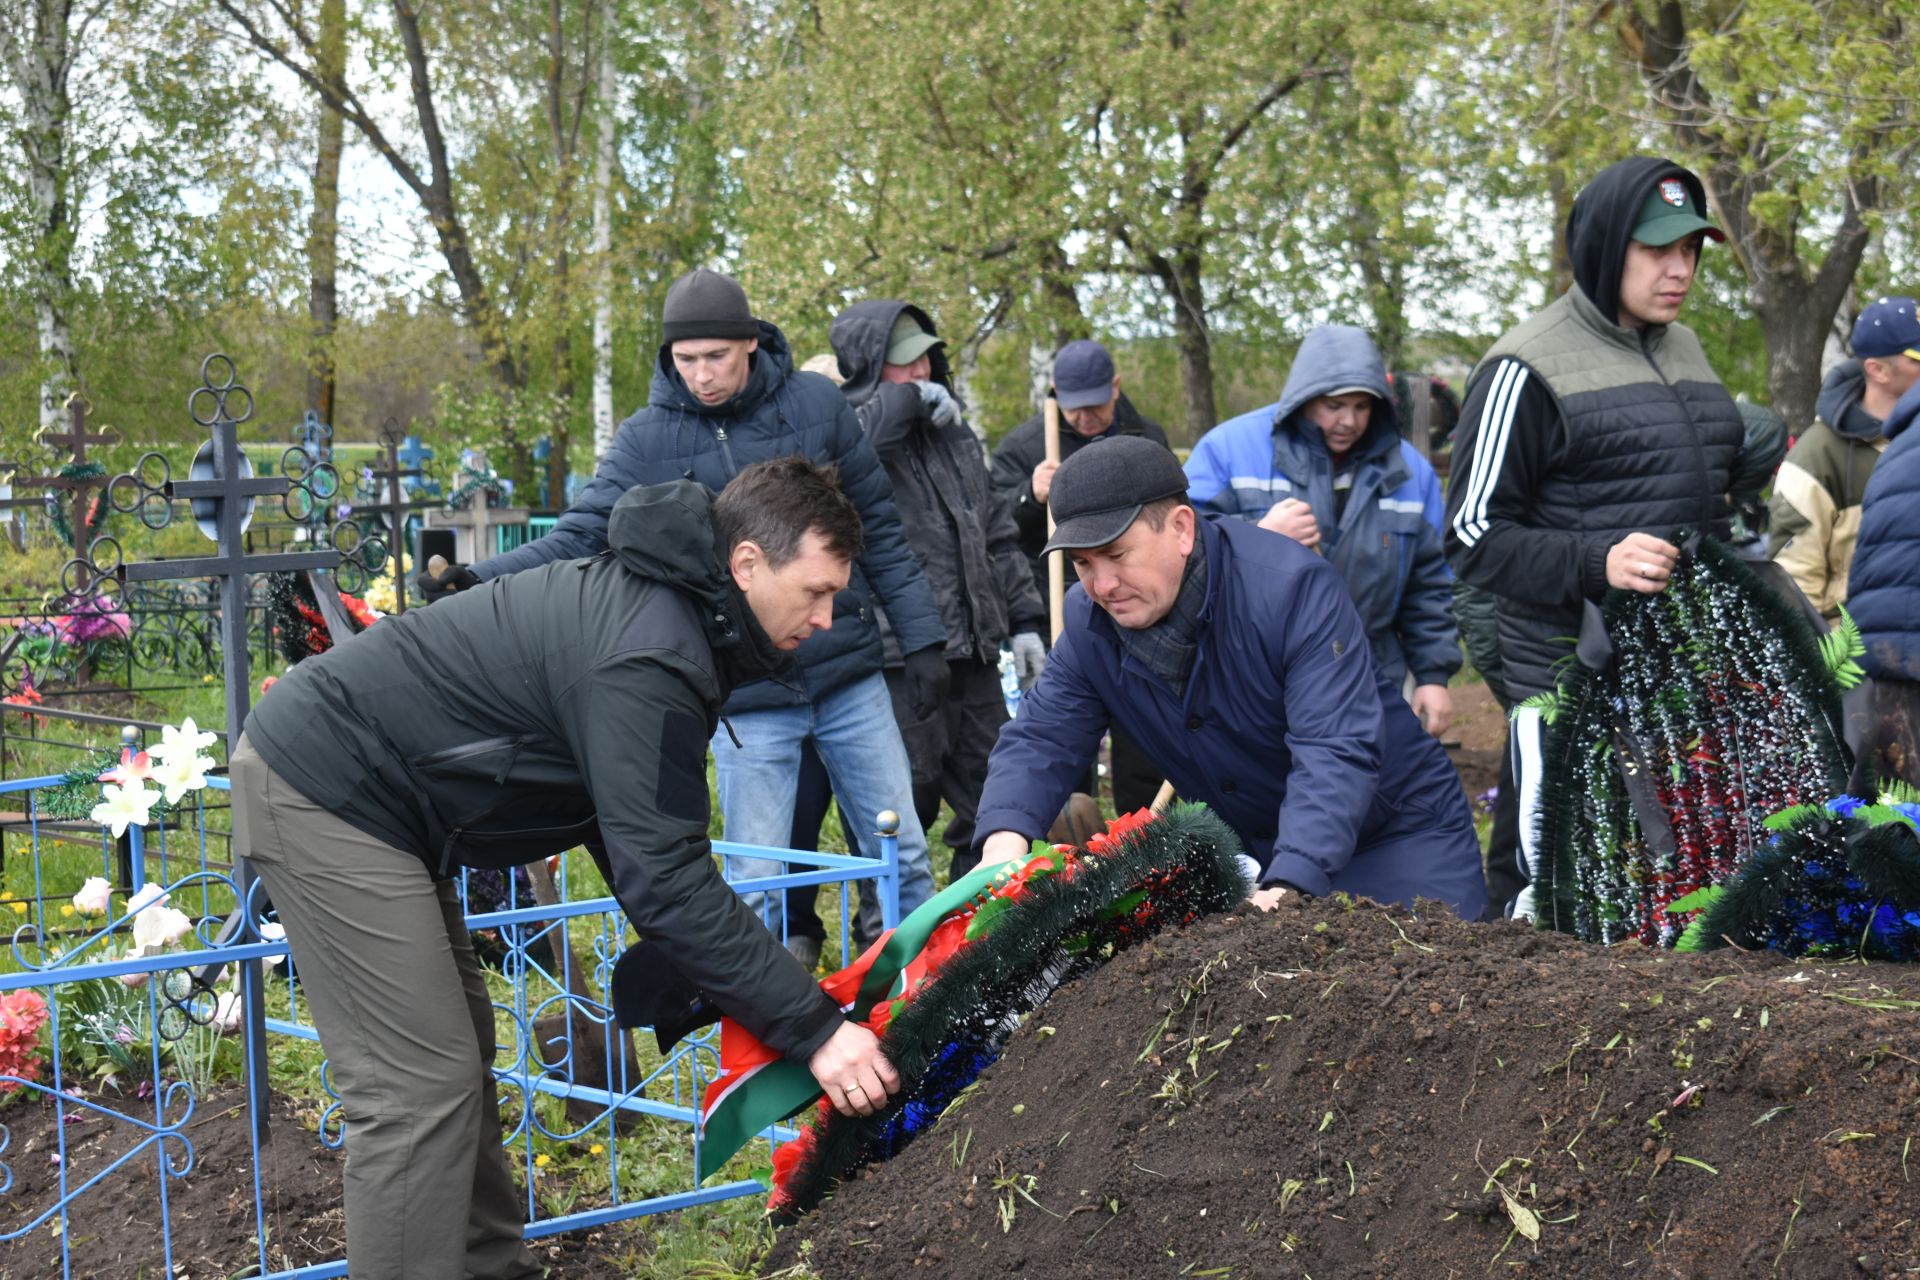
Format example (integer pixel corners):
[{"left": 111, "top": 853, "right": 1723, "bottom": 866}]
[{"left": 0, "top": 769, "right": 898, "bottom": 1278}]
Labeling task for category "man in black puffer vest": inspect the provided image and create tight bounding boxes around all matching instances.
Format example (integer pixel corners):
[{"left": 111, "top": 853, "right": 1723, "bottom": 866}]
[{"left": 1444, "top": 156, "right": 1784, "bottom": 919}]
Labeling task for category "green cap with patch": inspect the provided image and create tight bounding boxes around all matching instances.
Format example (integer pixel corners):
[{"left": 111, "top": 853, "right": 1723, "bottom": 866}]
[
  {"left": 885, "top": 312, "right": 944, "bottom": 366},
  {"left": 1632, "top": 175, "right": 1725, "bottom": 247}
]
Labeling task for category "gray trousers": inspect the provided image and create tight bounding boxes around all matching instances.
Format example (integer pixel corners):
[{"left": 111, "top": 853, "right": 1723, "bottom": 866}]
[{"left": 230, "top": 735, "right": 540, "bottom": 1280}]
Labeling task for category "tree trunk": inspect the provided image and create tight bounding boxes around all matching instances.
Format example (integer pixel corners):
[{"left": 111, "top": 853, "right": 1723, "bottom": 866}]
[
  {"left": 6, "top": 0, "right": 77, "bottom": 431},
  {"left": 1162, "top": 250, "right": 1216, "bottom": 445},
  {"left": 590, "top": 33, "right": 616, "bottom": 459},
  {"left": 306, "top": 0, "right": 346, "bottom": 427},
  {"left": 1546, "top": 165, "right": 1574, "bottom": 298},
  {"left": 1753, "top": 276, "right": 1829, "bottom": 434}
]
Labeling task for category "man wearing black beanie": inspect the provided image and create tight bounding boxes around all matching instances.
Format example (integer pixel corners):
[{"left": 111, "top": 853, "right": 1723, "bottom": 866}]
[{"left": 424, "top": 268, "right": 949, "bottom": 938}]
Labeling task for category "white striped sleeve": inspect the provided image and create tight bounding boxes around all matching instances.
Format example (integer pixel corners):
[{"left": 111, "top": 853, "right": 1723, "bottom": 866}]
[{"left": 1451, "top": 360, "right": 1531, "bottom": 549}]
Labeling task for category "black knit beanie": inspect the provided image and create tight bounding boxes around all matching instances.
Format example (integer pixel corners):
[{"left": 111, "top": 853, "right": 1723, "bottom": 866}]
[{"left": 661, "top": 269, "right": 758, "bottom": 343}]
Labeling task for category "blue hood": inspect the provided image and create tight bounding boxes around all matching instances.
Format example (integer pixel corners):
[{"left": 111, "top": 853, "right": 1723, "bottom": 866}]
[
  {"left": 1815, "top": 360, "right": 1883, "bottom": 442},
  {"left": 1273, "top": 325, "right": 1400, "bottom": 462}
]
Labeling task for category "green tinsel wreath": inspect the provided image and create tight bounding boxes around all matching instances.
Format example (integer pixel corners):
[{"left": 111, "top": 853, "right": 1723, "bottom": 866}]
[
  {"left": 1531, "top": 535, "right": 1853, "bottom": 946},
  {"left": 46, "top": 462, "right": 108, "bottom": 545},
  {"left": 769, "top": 802, "right": 1248, "bottom": 1220}
]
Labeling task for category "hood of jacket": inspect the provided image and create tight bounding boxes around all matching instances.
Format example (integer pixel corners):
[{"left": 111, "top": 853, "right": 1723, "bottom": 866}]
[
  {"left": 1885, "top": 381, "right": 1920, "bottom": 443},
  {"left": 606, "top": 479, "right": 790, "bottom": 687},
  {"left": 1568, "top": 156, "right": 1712, "bottom": 328},
  {"left": 1816, "top": 360, "right": 1885, "bottom": 441},
  {"left": 829, "top": 299, "right": 955, "bottom": 409},
  {"left": 648, "top": 319, "right": 796, "bottom": 418},
  {"left": 1273, "top": 324, "right": 1402, "bottom": 464}
]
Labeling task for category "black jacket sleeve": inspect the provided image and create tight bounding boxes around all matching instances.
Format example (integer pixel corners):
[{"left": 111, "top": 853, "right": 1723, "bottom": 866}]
[
  {"left": 830, "top": 399, "right": 948, "bottom": 657},
  {"left": 1443, "top": 358, "right": 1617, "bottom": 608},
  {"left": 471, "top": 428, "right": 638, "bottom": 581},
  {"left": 854, "top": 382, "right": 925, "bottom": 456},
  {"left": 559, "top": 653, "right": 842, "bottom": 1062},
  {"left": 989, "top": 420, "right": 1049, "bottom": 545}
]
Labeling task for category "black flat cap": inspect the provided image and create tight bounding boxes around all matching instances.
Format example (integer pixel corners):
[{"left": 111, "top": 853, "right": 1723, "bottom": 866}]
[{"left": 1042, "top": 435, "right": 1190, "bottom": 554}]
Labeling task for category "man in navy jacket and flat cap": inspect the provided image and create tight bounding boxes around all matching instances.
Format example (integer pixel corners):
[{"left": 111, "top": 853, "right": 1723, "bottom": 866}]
[{"left": 972, "top": 436, "right": 1486, "bottom": 917}]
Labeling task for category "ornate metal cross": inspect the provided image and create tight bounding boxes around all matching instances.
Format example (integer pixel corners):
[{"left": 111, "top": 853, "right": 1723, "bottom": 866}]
[{"left": 74, "top": 354, "right": 341, "bottom": 1126}]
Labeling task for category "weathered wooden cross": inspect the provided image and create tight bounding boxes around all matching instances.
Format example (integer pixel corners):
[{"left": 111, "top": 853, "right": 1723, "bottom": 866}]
[{"left": 0, "top": 396, "right": 120, "bottom": 569}]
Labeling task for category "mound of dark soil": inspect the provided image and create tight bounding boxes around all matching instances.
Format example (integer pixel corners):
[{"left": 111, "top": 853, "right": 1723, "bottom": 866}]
[
  {"left": 777, "top": 895, "right": 1920, "bottom": 1278},
  {"left": 0, "top": 1085, "right": 644, "bottom": 1278}
]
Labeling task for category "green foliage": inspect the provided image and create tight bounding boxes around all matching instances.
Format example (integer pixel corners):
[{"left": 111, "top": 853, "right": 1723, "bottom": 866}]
[{"left": 1819, "top": 608, "right": 1867, "bottom": 691}]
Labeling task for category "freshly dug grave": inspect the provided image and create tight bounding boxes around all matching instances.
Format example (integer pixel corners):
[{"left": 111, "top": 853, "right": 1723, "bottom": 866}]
[
  {"left": 0, "top": 1086, "right": 644, "bottom": 1278},
  {"left": 777, "top": 895, "right": 1920, "bottom": 1278}
]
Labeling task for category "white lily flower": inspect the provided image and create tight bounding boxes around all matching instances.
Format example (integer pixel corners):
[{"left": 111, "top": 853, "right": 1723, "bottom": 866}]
[
  {"left": 91, "top": 782, "right": 159, "bottom": 838},
  {"left": 149, "top": 717, "right": 218, "bottom": 767},
  {"left": 149, "top": 752, "right": 212, "bottom": 805}
]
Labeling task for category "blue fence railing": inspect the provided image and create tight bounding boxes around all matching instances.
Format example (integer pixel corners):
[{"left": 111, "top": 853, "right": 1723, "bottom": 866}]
[{"left": 0, "top": 767, "right": 898, "bottom": 1278}]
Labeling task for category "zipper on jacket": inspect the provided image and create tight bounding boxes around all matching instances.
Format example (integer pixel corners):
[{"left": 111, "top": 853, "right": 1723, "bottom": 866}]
[
  {"left": 1639, "top": 328, "right": 1714, "bottom": 528},
  {"left": 712, "top": 423, "right": 738, "bottom": 476}
]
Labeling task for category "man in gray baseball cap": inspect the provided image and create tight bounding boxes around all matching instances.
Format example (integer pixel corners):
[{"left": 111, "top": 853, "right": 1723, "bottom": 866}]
[{"left": 971, "top": 435, "right": 1488, "bottom": 919}]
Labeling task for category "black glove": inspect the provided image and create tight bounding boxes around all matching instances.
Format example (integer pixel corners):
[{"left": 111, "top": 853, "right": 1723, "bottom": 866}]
[
  {"left": 417, "top": 562, "right": 481, "bottom": 604},
  {"left": 903, "top": 645, "right": 951, "bottom": 722}
]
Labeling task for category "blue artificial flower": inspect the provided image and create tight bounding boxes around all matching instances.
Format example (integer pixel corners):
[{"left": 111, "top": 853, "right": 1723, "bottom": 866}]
[
  {"left": 1890, "top": 802, "right": 1920, "bottom": 829},
  {"left": 1827, "top": 795, "right": 1865, "bottom": 818}
]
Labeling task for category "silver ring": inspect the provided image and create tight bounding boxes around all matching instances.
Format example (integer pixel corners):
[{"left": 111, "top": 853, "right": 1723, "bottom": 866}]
[
  {"left": 1640, "top": 562, "right": 1656, "bottom": 576},
  {"left": 844, "top": 1081, "right": 864, "bottom": 1095}
]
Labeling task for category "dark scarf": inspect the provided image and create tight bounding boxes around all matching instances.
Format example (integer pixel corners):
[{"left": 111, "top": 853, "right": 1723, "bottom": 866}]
[{"left": 1112, "top": 529, "right": 1209, "bottom": 695}]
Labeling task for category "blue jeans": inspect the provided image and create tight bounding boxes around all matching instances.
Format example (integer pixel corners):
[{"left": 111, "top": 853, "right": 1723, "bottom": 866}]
[{"left": 712, "top": 672, "right": 933, "bottom": 938}]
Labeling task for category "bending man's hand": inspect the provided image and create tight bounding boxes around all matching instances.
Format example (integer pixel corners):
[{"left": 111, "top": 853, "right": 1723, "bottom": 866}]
[
  {"left": 807, "top": 1021, "right": 902, "bottom": 1118},
  {"left": 1604, "top": 531, "right": 1680, "bottom": 593},
  {"left": 1248, "top": 886, "right": 1289, "bottom": 912},
  {"left": 979, "top": 829, "right": 1032, "bottom": 869}
]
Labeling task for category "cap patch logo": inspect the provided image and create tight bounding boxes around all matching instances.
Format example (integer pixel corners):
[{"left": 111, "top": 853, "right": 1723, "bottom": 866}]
[{"left": 1659, "top": 179, "right": 1687, "bottom": 207}]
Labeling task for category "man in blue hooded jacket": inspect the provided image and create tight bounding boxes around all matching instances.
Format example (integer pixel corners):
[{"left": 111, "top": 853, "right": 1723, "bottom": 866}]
[
  {"left": 1846, "top": 380, "right": 1920, "bottom": 790},
  {"left": 424, "top": 269, "right": 948, "bottom": 928},
  {"left": 1185, "top": 324, "right": 1459, "bottom": 737},
  {"left": 972, "top": 436, "right": 1486, "bottom": 918}
]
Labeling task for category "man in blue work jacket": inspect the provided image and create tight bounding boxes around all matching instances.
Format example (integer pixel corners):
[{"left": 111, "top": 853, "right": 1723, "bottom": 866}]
[{"left": 972, "top": 436, "right": 1486, "bottom": 918}]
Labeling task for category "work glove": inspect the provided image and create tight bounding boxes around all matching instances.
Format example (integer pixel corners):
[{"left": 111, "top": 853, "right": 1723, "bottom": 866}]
[
  {"left": 903, "top": 645, "right": 951, "bottom": 722},
  {"left": 417, "top": 561, "right": 481, "bottom": 604},
  {"left": 916, "top": 380, "right": 963, "bottom": 430},
  {"left": 1009, "top": 631, "right": 1047, "bottom": 691}
]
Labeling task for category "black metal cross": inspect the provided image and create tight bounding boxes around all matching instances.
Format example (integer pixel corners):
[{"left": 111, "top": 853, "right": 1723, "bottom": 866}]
[
  {"left": 365, "top": 419, "right": 439, "bottom": 616},
  {"left": 81, "top": 353, "right": 340, "bottom": 1127}
]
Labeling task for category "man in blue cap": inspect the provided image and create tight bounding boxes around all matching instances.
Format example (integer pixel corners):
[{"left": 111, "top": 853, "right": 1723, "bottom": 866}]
[
  {"left": 972, "top": 435, "right": 1487, "bottom": 918},
  {"left": 1770, "top": 295, "right": 1920, "bottom": 617},
  {"left": 989, "top": 339, "right": 1173, "bottom": 815}
]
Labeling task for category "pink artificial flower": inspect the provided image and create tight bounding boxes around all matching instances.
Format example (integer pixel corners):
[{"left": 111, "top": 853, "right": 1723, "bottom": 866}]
[
  {"left": 0, "top": 989, "right": 51, "bottom": 1093},
  {"left": 99, "top": 747, "right": 153, "bottom": 786}
]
